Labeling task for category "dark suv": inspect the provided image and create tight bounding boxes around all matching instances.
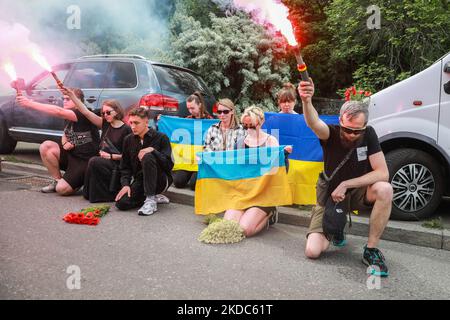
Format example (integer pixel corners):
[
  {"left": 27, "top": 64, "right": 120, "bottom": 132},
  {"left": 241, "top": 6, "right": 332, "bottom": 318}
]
[{"left": 0, "top": 54, "right": 217, "bottom": 154}]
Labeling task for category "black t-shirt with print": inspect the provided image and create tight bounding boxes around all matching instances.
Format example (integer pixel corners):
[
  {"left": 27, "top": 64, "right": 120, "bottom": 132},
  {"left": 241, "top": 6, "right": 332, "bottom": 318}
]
[
  {"left": 63, "top": 109, "right": 100, "bottom": 160},
  {"left": 320, "top": 125, "right": 382, "bottom": 192},
  {"left": 100, "top": 121, "right": 131, "bottom": 154}
]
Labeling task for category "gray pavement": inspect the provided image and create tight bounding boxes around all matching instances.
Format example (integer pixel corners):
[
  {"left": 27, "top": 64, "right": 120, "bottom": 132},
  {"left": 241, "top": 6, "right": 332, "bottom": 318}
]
[{"left": 1, "top": 178, "right": 450, "bottom": 300}]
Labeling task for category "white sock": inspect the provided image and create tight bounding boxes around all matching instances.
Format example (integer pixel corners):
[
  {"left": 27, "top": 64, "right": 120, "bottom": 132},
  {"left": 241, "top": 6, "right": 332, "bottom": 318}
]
[{"left": 145, "top": 195, "right": 155, "bottom": 202}]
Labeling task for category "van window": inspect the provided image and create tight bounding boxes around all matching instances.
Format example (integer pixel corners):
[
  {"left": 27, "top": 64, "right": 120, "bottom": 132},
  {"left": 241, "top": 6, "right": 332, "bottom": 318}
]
[
  {"left": 152, "top": 65, "right": 211, "bottom": 96},
  {"left": 65, "top": 62, "right": 109, "bottom": 89},
  {"left": 104, "top": 62, "right": 137, "bottom": 89},
  {"left": 32, "top": 66, "right": 70, "bottom": 90}
]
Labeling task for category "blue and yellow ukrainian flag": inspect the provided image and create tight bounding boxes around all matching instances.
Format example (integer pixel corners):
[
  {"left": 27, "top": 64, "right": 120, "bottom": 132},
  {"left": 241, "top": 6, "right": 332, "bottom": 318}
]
[
  {"left": 263, "top": 113, "right": 339, "bottom": 205},
  {"left": 195, "top": 146, "right": 293, "bottom": 215},
  {"left": 158, "top": 116, "right": 219, "bottom": 171}
]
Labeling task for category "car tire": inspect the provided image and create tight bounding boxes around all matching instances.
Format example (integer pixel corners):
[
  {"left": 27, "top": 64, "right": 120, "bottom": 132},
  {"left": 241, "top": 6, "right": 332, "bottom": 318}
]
[
  {"left": 385, "top": 148, "right": 444, "bottom": 221},
  {"left": 0, "top": 117, "right": 17, "bottom": 154}
]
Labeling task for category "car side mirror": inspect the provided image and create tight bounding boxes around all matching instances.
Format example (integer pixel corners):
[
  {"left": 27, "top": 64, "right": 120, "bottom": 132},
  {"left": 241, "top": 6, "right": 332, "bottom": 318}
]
[
  {"left": 444, "top": 61, "right": 450, "bottom": 73},
  {"left": 444, "top": 81, "right": 450, "bottom": 94}
]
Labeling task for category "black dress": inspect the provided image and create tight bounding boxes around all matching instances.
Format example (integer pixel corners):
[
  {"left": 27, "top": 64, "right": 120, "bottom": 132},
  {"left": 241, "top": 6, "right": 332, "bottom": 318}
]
[
  {"left": 83, "top": 121, "right": 131, "bottom": 203},
  {"left": 59, "top": 109, "right": 100, "bottom": 190}
]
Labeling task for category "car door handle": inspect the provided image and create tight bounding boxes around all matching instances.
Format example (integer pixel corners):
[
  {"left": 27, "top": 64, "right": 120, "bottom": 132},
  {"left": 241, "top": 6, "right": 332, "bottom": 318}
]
[
  {"left": 86, "top": 96, "right": 97, "bottom": 103},
  {"left": 48, "top": 96, "right": 57, "bottom": 103}
]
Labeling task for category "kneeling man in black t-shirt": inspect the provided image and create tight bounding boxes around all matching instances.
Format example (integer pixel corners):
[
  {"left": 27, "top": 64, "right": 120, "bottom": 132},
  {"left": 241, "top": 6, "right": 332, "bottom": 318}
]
[{"left": 298, "top": 80, "right": 393, "bottom": 277}]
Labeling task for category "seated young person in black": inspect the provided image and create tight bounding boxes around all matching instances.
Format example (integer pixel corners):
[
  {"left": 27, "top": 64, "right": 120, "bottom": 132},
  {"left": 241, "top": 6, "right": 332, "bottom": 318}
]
[
  {"left": 115, "top": 107, "right": 174, "bottom": 216},
  {"left": 16, "top": 88, "right": 99, "bottom": 195},
  {"left": 58, "top": 93, "right": 132, "bottom": 203}
]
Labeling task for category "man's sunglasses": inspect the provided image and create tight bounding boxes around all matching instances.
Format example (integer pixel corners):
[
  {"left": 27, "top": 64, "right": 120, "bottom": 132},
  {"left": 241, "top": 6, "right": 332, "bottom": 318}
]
[
  {"left": 216, "top": 109, "right": 231, "bottom": 115},
  {"left": 340, "top": 124, "right": 366, "bottom": 135},
  {"left": 102, "top": 110, "right": 114, "bottom": 116}
]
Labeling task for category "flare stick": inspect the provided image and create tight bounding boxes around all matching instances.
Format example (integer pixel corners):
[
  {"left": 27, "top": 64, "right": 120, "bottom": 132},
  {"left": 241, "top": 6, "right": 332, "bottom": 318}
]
[
  {"left": 50, "top": 71, "right": 65, "bottom": 89},
  {"left": 293, "top": 46, "right": 310, "bottom": 82}
]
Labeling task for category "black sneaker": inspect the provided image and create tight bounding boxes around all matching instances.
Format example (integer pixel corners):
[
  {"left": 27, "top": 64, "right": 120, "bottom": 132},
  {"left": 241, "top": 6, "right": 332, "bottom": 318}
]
[
  {"left": 362, "top": 245, "right": 389, "bottom": 277},
  {"left": 268, "top": 208, "right": 278, "bottom": 226},
  {"left": 332, "top": 233, "right": 347, "bottom": 247}
]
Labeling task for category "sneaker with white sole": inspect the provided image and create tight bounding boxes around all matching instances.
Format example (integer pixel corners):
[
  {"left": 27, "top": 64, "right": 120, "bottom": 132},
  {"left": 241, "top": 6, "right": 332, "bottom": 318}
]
[
  {"left": 362, "top": 245, "right": 389, "bottom": 277},
  {"left": 268, "top": 208, "right": 278, "bottom": 225},
  {"left": 155, "top": 194, "right": 170, "bottom": 204},
  {"left": 138, "top": 199, "right": 157, "bottom": 216},
  {"left": 267, "top": 208, "right": 279, "bottom": 229},
  {"left": 41, "top": 179, "right": 58, "bottom": 193}
]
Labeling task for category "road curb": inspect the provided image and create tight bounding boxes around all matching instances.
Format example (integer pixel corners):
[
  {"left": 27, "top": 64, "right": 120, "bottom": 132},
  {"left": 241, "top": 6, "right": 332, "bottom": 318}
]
[
  {"left": 443, "top": 229, "right": 450, "bottom": 251},
  {"left": 167, "top": 188, "right": 446, "bottom": 250},
  {"left": 2, "top": 160, "right": 448, "bottom": 251},
  {"left": 1, "top": 161, "right": 49, "bottom": 176}
]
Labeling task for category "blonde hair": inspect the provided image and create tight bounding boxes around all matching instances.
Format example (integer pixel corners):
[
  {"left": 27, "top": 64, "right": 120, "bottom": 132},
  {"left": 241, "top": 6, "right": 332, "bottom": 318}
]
[
  {"left": 217, "top": 98, "right": 239, "bottom": 128},
  {"left": 241, "top": 105, "right": 265, "bottom": 126},
  {"left": 277, "top": 82, "right": 297, "bottom": 104}
]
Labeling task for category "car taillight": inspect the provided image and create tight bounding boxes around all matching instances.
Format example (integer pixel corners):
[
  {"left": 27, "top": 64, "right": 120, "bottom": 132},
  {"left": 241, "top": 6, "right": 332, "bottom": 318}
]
[
  {"left": 212, "top": 102, "right": 219, "bottom": 114},
  {"left": 139, "top": 94, "right": 179, "bottom": 111}
]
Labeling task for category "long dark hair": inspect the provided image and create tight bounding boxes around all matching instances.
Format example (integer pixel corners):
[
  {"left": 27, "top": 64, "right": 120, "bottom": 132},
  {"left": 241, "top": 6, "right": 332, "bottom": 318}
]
[
  {"left": 68, "top": 87, "right": 85, "bottom": 103},
  {"left": 186, "top": 91, "right": 211, "bottom": 119}
]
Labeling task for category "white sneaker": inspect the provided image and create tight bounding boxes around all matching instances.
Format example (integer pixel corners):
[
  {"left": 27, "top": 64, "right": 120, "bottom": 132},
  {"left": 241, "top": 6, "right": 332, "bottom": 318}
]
[
  {"left": 138, "top": 199, "right": 157, "bottom": 216},
  {"left": 41, "top": 179, "right": 58, "bottom": 193},
  {"left": 155, "top": 194, "right": 170, "bottom": 204}
]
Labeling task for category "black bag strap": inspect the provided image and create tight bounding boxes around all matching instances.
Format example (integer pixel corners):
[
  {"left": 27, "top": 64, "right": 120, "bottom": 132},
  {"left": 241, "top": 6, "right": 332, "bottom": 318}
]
[
  {"left": 104, "top": 137, "right": 120, "bottom": 154},
  {"left": 99, "top": 125, "right": 111, "bottom": 148},
  {"left": 323, "top": 148, "right": 355, "bottom": 182}
]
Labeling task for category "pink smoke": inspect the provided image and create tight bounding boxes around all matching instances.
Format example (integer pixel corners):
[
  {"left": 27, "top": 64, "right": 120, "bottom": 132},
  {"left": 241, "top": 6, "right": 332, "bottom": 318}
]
[
  {"left": 0, "top": 20, "right": 63, "bottom": 91},
  {"left": 233, "top": 0, "right": 297, "bottom": 46}
]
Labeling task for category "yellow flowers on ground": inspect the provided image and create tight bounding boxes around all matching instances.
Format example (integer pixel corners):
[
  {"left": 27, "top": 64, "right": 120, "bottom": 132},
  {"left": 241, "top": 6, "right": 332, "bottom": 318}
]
[{"left": 198, "top": 219, "right": 245, "bottom": 244}]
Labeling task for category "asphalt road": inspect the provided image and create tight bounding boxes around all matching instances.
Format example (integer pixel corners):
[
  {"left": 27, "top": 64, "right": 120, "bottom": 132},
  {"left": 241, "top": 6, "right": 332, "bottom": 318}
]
[{"left": 0, "top": 178, "right": 449, "bottom": 300}]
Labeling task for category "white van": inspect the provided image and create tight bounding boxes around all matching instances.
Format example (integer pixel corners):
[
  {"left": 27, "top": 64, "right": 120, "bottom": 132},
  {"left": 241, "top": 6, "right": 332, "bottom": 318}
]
[{"left": 369, "top": 52, "right": 450, "bottom": 220}]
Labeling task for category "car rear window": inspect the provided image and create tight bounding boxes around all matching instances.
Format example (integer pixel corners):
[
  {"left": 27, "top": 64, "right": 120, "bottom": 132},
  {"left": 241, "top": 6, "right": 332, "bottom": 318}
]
[
  {"left": 65, "top": 61, "right": 109, "bottom": 89},
  {"left": 104, "top": 61, "right": 137, "bottom": 89},
  {"left": 152, "top": 65, "right": 211, "bottom": 96}
]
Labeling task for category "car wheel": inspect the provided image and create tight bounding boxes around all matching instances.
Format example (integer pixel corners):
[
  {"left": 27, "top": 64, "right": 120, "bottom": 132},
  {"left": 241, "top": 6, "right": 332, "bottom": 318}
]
[
  {"left": 0, "top": 117, "right": 17, "bottom": 154},
  {"left": 385, "top": 148, "right": 444, "bottom": 221}
]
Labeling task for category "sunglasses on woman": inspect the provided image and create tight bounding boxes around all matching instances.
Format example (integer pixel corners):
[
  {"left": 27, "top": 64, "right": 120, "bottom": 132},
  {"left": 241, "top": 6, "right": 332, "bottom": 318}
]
[
  {"left": 340, "top": 124, "right": 366, "bottom": 135},
  {"left": 102, "top": 110, "right": 114, "bottom": 116},
  {"left": 243, "top": 123, "right": 257, "bottom": 130},
  {"left": 216, "top": 109, "right": 231, "bottom": 115}
]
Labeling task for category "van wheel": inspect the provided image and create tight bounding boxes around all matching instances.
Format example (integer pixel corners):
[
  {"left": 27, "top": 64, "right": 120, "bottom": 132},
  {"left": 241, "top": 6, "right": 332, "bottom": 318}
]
[
  {"left": 385, "top": 148, "right": 444, "bottom": 221},
  {"left": 0, "top": 117, "right": 17, "bottom": 154}
]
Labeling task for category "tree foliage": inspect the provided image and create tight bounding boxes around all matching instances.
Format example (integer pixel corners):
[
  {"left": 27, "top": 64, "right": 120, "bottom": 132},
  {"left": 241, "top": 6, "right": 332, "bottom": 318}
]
[
  {"left": 26, "top": 0, "right": 449, "bottom": 105},
  {"left": 169, "top": 10, "right": 292, "bottom": 111},
  {"left": 326, "top": 0, "right": 450, "bottom": 92},
  {"left": 174, "top": 0, "right": 224, "bottom": 27},
  {"left": 284, "top": 0, "right": 449, "bottom": 96}
]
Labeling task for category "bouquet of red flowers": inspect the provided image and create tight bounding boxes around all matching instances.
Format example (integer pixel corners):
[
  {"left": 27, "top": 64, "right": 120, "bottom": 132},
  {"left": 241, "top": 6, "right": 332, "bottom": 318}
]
[
  {"left": 344, "top": 86, "right": 372, "bottom": 102},
  {"left": 63, "top": 205, "right": 110, "bottom": 226}
]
